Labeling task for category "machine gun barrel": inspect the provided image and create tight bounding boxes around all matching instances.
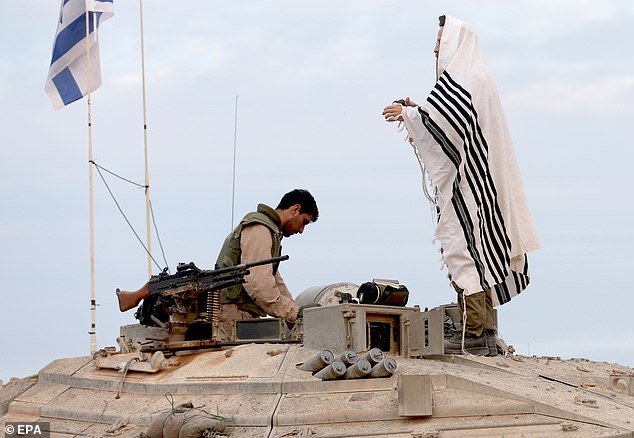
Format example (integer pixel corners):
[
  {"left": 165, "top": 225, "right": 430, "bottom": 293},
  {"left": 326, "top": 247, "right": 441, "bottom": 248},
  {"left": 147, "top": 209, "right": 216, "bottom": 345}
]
[
  {"left": 212, "top": 254, "right": 289, "bottom": 275},
  {"left": 116, "top": 255, "right": 289, "bottom": 312}
]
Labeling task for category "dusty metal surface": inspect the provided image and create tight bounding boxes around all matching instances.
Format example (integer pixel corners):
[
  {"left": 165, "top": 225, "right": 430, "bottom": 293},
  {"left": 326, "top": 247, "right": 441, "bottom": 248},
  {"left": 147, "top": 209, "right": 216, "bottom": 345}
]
[{"left": 1, "top": 343, "right": 633, "bottom": 437}]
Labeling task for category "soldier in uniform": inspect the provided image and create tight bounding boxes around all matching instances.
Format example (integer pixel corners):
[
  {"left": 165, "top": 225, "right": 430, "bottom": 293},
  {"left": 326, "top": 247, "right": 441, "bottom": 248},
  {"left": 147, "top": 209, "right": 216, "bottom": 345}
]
[{"left": 215, "top": 189, "right": 319, "bottom": 332}]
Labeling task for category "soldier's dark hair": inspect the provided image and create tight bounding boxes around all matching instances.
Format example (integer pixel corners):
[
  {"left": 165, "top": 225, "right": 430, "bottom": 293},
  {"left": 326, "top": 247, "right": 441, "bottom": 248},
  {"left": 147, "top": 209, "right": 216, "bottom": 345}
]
[
  {"left": 277, "top": 189, "right": 319, "bottom": 222},
  {"left": 439, "top": 15, "right": 446, "bottom": 27}
]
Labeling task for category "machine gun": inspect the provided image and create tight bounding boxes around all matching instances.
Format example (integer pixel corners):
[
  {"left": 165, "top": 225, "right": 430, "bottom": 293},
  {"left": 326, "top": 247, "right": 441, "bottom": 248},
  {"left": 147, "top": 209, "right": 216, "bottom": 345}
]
[{"left": 116, "top": 255, "right": 289, "bottom": 330}]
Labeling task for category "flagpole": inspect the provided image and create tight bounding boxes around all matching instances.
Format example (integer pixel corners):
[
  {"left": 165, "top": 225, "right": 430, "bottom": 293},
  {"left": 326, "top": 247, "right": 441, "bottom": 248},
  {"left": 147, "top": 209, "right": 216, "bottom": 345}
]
[
  {"left": 85, "top": 7, "right": 97, "bottom": 355},
  {"left": 139, "top": 0, "right": 152, "bottom": 279}
]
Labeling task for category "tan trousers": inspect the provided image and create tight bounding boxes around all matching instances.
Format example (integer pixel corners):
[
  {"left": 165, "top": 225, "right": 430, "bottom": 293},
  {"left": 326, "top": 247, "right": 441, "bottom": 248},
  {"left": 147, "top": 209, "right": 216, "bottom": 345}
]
[{"left": 453, "top": 284, "right": 497, "bottom": 336}]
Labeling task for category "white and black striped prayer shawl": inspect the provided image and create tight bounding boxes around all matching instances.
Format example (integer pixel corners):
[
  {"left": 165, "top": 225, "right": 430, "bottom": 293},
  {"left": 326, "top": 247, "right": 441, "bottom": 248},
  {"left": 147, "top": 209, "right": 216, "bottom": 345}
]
[{"left": 401, "top": 16, "right": 540, "bottom": 306}]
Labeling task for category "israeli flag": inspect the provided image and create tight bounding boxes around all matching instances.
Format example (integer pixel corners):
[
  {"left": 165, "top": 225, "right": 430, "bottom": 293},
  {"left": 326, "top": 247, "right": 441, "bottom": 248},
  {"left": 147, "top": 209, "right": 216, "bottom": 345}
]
[{"left": 45, "top": 0, "right": 114, "bottom": 110}]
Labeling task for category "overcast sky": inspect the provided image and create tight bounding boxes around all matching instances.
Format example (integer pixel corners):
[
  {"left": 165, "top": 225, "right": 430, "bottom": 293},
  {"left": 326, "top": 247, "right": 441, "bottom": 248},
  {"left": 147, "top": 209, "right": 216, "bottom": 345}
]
[{"left": 1, "top": 1, "right": 633, "bottom": 382}]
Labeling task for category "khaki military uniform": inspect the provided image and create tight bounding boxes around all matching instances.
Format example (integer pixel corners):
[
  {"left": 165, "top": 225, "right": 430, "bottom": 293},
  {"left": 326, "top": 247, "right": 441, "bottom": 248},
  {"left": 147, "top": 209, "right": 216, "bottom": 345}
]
[{"left": 216, "top": 204, "right": 299, "bottom": 334}]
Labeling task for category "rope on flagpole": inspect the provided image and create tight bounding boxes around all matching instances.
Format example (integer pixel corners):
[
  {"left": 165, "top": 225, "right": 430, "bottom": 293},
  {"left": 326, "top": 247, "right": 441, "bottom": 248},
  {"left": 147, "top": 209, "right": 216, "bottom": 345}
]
[
  {"left": 89, "top": 160, "right": 169, "bottom": 271},
  {"left": 139, "top": 0, "right": 153, "bottom": 280},
  {"left": 85, "top": 5, "right": 98, "bottom": 355},
  {"left": 92, "top": 162, "right": 163, "bottom": 271}
]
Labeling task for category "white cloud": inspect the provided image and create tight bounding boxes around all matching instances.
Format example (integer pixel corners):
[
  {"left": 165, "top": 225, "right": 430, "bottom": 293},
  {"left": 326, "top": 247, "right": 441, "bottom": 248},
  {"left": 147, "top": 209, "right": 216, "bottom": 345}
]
[
  {"left": 508, "top": 76, "right": 634, "bottom": 116},
  {"left": 0, "top": 220, "right": 26, "bottom": 237},
  {"left": 458, "top": 0, "right": 632, "bottom": 47},
  {"left": 112, "top": 73, "right": 141, "bottom": 88}
]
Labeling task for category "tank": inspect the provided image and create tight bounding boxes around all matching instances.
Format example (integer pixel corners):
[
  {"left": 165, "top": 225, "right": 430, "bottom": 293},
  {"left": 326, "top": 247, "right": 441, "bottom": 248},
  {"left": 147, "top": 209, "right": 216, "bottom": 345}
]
[{"left": 2, "top": 283, "right": 633, "bottom": 438}]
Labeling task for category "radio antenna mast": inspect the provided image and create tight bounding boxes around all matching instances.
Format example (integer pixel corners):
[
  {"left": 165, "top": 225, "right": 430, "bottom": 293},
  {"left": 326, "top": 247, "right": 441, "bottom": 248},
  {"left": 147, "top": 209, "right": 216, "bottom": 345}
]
[{"left": 231, "top": 94, "right": 239, "bottom": 230}]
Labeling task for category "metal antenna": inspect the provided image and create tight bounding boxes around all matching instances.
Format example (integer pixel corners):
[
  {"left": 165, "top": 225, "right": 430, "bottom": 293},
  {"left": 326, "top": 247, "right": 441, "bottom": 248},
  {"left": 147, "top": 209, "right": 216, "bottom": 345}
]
[{"left": 231, "top": 94, "right": 239, "bottom": 230}]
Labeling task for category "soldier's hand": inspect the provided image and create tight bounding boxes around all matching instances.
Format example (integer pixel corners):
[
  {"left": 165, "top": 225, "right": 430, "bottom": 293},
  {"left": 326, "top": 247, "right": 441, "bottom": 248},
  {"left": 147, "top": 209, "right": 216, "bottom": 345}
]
[
  {"left": 383, "top": 97, "right": 418, "bottom": 122},
  {"left": 403, "top": 97, "right": 417, "bottom": 107},
  {"left": 298, "top": 303, "right": 321, "bottom": 318},
  {"left": 382, "top": 104, "right": 403, "bottom": 122}
]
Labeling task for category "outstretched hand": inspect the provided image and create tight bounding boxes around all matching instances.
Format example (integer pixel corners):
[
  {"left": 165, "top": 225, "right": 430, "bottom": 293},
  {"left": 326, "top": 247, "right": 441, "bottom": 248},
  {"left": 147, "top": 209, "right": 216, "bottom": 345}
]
[
  {"left": 403, "top": 97, "right": 417, "bottom": 107},
  {"left": 382, "top": 97, "right": 417, "bottom": 122}
]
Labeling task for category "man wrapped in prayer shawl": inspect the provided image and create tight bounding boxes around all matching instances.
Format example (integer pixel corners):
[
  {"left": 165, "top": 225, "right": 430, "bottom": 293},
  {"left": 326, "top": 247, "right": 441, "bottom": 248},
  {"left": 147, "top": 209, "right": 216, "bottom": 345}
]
[{"left": 382, "top": 15, "right": 540, "bottom": 356}]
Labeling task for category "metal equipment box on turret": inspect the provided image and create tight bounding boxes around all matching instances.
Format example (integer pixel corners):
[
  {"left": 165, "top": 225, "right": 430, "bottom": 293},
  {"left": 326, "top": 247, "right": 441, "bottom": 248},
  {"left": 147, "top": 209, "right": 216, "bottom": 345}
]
[{"left": 302, "top": 302, "right": 496, "bottom": 357}]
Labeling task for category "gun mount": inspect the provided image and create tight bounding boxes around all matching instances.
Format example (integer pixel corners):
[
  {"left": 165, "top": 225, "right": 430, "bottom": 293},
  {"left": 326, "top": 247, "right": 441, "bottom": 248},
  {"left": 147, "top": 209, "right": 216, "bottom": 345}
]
[{"left": 115, "top": 256, "right": 297, "bottom": 352}]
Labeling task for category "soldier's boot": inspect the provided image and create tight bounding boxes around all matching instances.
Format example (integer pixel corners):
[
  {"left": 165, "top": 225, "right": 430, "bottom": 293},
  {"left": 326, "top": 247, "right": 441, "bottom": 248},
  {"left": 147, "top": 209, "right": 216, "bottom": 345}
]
[
  {"left": 444, "top": 290, "right": 489, "bottom": 356},
  {"left": 484, "top": 329, "right": 498, "bottom": 356},
  {"left": 484, "top": 291, "right": 498, "bottom": 356},
  {"left": 443, "top": 331, "right": 489, "bottom": 355}
]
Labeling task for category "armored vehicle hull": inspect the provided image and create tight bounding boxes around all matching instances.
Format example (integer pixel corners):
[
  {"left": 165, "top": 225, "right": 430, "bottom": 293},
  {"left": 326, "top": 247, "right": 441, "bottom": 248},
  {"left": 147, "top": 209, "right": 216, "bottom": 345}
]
[
  {"left": 3, "top": 344, "right": 634, "bottom": 437},
  {"left": 2, "top": 291, "right": 633, "bottom": 437}
]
